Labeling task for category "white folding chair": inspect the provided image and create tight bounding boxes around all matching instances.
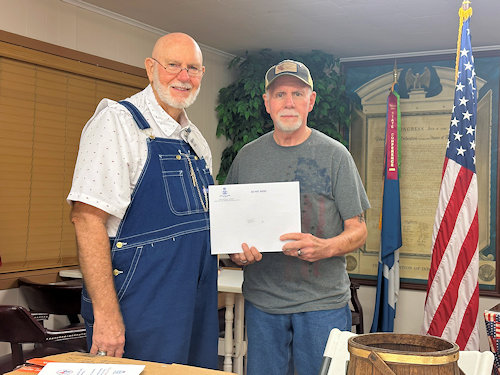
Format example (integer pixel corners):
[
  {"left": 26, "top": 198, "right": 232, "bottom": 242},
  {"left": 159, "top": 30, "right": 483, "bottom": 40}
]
[
  {"left": 458, "top": 350, "right": 494, "bottom": 375},
  {"left": 318, "top": 328, "right": 357, "bottom": 375}
]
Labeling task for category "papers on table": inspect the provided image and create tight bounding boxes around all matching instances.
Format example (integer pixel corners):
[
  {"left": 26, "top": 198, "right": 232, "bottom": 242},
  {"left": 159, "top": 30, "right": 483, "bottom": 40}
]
[
  {"left": 38, "top": 362, "right": 145, "bottom": 375},
  {"left": 209, "top": 181, "right": 301, "bottom": 254},
  {"left": 218, "top": 268, "right": 243, "bottom": 293}
]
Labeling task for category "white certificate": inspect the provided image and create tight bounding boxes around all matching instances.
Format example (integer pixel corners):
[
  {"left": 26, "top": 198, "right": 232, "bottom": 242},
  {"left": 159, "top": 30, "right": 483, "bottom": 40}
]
[
  {"left": 209, "top": 181, "right": 301, "bottom": 254},
  {"left": 38, "top": 362, "right": 145, "bottom": 375}
]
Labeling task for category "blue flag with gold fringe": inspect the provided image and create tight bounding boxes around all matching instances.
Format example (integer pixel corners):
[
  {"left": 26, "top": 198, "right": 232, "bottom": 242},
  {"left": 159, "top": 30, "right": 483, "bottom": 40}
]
[{"left": 370, "top": 83, "right": 402, "bottom": 333}]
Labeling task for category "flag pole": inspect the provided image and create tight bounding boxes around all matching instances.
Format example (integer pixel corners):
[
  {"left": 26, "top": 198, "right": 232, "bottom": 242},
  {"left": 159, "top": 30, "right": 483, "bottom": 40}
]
[
  {"left": 391, "top": 60, "right": 398, "bottom": 92},
  {"left": 393, "top": 60, "right": 398, "bottom": 84}
]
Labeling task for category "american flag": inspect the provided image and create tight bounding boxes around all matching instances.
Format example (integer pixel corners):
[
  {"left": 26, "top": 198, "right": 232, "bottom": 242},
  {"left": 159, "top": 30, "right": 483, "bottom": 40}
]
[
  {"left": 422, "top": 5, "right": 479, "bottom": 351},
  {"left": 484, "top": 310, "right": 500, "bottom": 372}
]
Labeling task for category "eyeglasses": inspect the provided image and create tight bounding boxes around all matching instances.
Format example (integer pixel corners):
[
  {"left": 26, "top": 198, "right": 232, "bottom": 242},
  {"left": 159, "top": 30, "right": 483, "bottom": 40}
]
[{"left": 151, "top": 57, "right": 204, "bottom": 77}]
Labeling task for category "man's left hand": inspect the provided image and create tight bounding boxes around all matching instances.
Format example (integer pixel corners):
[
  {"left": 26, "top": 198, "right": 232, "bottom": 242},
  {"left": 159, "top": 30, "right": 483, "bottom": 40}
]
[
  {"left": 280, "top": 214, "right": 368, "bottom": 262},
  {"left": 280, "top": 233, "right": 333, "bottom": 262}
]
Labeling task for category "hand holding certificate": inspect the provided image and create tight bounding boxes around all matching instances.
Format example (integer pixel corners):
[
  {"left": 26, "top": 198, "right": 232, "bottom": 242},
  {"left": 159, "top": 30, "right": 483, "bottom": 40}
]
[{"left": 209, "top": 181, "right": 301, "bottom": 254}]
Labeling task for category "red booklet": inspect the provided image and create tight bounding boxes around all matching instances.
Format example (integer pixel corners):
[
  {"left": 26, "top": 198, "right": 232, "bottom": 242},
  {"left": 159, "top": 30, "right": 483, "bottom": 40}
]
[{"left": 16, "top": 359, "right": 56, "bottom": 373}]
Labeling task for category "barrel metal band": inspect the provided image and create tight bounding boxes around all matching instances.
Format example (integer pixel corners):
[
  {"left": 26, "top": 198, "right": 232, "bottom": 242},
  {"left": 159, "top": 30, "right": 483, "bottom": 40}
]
[{"left": 349, "top": 347, "right": 459, "bottom": 365}]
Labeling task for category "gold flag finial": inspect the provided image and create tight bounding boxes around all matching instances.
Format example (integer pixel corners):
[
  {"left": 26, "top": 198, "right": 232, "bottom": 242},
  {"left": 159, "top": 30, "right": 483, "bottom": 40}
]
[{"left": 456, "top": 1, "right": 473, "bottom": 82}]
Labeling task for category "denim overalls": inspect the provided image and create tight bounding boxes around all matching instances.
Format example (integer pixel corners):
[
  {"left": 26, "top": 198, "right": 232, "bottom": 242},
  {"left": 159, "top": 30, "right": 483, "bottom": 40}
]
[{"left": 81, "top": 101, "right": 218, "bottom": 368}]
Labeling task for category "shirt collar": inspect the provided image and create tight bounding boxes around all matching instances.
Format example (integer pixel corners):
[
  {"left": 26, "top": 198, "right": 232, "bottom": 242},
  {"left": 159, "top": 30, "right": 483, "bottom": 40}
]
[{"left": 144, "top": 85, "right": 192, "bottom": 136}]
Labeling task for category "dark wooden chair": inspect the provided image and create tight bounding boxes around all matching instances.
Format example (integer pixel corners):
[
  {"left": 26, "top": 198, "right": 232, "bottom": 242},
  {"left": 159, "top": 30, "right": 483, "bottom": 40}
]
[
  {"left": 0, "top": 305, "right": 87, "bottom": 372},
  {"left": 17, "top": 278, "right": 84, "bottom": 327},
  {"left": 349, "top": 280, "right": 364, "bottom": 334}
]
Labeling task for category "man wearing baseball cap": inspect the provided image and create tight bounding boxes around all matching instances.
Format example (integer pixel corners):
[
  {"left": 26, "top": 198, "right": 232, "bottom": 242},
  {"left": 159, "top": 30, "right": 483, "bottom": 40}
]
[{"left": 225, "top": 59, "right": 370, "bottom": 375}]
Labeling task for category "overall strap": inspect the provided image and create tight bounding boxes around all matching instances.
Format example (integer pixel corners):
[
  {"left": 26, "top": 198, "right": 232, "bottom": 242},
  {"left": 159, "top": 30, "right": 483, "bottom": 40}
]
[{"left": 118, "top": 100, "right": 151, "bottom": 130}]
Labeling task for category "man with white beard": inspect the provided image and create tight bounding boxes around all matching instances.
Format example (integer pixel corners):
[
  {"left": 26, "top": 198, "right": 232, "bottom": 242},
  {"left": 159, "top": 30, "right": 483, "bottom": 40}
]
[
  {"left": 225, "top": 60, "right": 370, "bottom": 375},
  {"left": 68, "top": 33, "right": 218, "bottom": 368}
]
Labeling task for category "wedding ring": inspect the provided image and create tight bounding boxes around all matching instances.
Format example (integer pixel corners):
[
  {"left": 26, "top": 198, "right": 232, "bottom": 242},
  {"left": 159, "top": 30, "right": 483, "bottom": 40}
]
[
  {"left": 241, "top": 260, "right": 248, "bottom": 264},
  {"left": 97, "top": 350, "right": 107, "bottom": 356},
  {"left": 297, "top": 249, "right": 302, "bottom": 256}
]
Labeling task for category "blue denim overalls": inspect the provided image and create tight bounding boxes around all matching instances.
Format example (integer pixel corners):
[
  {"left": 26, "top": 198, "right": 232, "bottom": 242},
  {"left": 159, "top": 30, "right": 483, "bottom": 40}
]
[{"left": 81, "top": 101, "right": 218, "bottom": 368}]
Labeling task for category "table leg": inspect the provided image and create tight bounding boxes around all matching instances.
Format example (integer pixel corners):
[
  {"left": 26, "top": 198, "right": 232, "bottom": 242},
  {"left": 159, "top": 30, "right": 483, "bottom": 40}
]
[
  {"left": 233, "top": 293, "right": 246, "bottom": 374},
  {"left": 223, "top": 293, "right": 235, "bottom": 373}
]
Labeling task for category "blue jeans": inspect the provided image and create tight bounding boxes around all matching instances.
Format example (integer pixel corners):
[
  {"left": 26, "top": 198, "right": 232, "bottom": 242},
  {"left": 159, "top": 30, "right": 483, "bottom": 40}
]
[{"left": 245, "top": 301, "right": 351, "bottom": 375}]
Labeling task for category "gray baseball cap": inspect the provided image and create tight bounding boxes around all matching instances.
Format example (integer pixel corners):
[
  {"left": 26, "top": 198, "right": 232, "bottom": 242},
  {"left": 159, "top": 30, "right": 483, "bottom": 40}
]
[{"left": 265, "top": 60, "right": 313, "bottom": 90}]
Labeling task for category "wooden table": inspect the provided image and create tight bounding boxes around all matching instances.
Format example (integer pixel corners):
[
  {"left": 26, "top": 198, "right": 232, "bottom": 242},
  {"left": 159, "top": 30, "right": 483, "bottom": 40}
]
[{"left": 6, "top": 351, "right": 235, "bottom": 374}]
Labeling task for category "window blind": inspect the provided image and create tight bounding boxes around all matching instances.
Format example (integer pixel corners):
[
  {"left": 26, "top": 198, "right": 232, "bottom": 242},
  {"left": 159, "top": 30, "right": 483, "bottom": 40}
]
[{"left": 0, "top": 41, "right": 147, "bottom": 275}]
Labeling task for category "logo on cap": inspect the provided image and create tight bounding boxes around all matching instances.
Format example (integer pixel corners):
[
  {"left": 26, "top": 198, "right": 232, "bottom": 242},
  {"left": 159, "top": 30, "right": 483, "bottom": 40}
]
[{"left": 275, "top": 61, "right": 298, "bottom": 74}]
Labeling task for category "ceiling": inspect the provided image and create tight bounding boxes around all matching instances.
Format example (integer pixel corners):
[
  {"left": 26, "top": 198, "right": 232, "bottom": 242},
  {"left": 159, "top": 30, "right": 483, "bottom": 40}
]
[{"left": 69, "top": 0, "right": 500, "bottom": 60}]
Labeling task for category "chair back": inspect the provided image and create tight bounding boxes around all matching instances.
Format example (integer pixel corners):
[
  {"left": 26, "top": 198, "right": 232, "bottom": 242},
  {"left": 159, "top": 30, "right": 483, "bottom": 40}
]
[
  {"left": 350, "top": 281, "right": 364, "bottom": 333},
  {"left": 458, "top": 351, "right": 494, "bottom": 375},
  {"left": 0, "top": 305, "right": 46, "bottom": 344},
  {"left": 0, "top": 302, "right": 87, "bottom": 372},
  {"left": 18, "top": 278, "right": 82, "bottom": 316},
  {"left": 318, "top": 328, "right": 357, "bottom": 375},
  {"left": 0, "top": 305, "right": 47, "bottom": 370}
]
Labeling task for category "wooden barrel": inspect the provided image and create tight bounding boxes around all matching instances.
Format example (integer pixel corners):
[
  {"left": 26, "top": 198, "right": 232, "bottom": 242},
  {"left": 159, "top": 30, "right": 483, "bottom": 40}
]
[{"left": 347, "top": 333, "right": 461, "bottom": 375}]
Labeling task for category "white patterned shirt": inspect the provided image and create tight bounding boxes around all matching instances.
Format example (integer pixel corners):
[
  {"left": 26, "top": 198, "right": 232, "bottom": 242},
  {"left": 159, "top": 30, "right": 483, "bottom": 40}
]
[{"left": 67, "top": 85, "right": 212, "bottom": 236}]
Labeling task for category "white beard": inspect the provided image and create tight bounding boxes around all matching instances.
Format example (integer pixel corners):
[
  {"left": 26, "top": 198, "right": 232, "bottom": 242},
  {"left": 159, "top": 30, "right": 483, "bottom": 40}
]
[
  {"left": 153, "top": 68, "right": 200, "bottom": 109},
  {"left": 274, "top": 110, "right": 303, "bottom": 133}
]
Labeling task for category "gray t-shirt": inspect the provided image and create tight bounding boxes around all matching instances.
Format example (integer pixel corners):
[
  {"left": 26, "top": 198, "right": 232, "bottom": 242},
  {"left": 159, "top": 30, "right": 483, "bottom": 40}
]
[{"left": 225, "top": 129, "right": 370, "bottom": 314}]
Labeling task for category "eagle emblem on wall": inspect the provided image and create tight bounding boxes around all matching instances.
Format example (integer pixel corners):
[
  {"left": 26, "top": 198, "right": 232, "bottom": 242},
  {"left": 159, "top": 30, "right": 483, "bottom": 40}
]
[{"left": 405, "top": 66, "right": 431, "bottom": 91}]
